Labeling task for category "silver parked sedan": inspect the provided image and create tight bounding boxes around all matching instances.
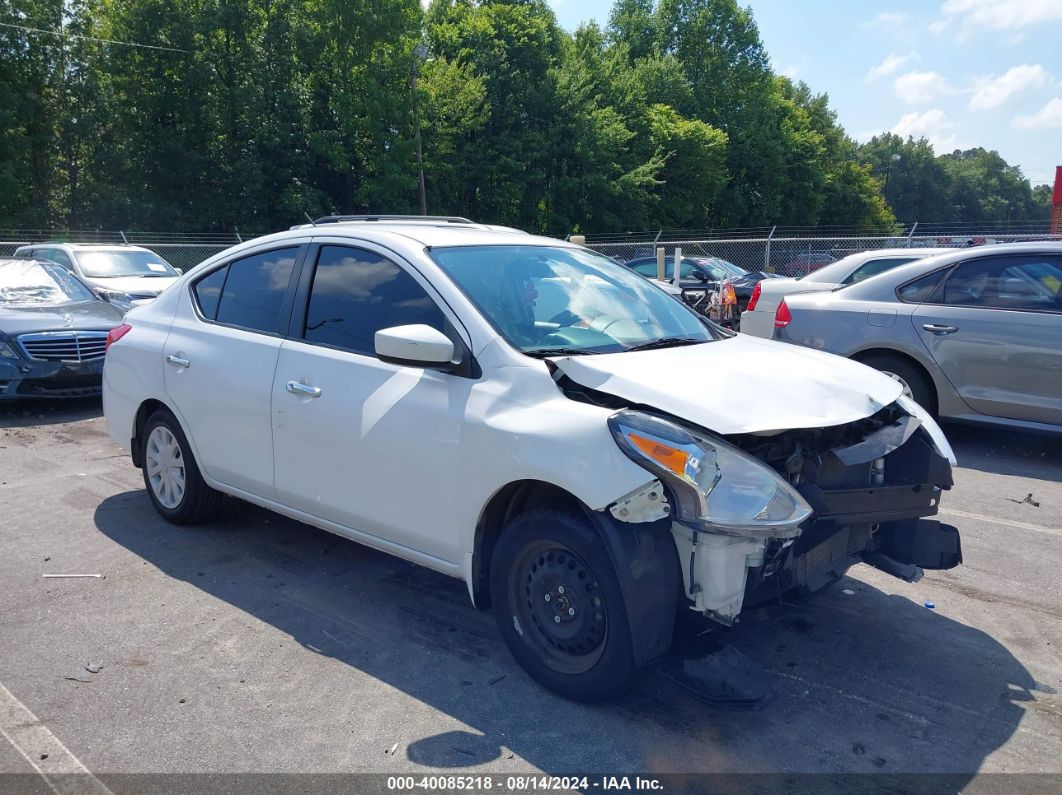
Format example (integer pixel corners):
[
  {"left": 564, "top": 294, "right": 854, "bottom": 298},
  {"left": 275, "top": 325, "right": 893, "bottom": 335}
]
[{"left": 773, "top": 242, "right": 1062, "bottom": 433}]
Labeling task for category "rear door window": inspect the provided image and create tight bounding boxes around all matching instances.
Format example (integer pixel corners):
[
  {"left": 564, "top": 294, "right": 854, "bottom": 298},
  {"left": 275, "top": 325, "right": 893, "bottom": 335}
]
[
  {"left": 941, "top": 255, "right": 1062, "bottom": 311},
  {"left": 897, "top": 269, "right": 948, "bottom": 303},
  {"left": 213, "top": 247, "right": 299, "bottom": 333}
]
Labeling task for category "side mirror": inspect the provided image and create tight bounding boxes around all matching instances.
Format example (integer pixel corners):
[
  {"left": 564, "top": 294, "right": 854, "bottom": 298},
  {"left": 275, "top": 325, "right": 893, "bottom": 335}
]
[
  {"left": 174, "top": 267, "right": 184, "bottom": 275},
  {"left": 375, "top": 324, "right": 455, "bottom": 367}
]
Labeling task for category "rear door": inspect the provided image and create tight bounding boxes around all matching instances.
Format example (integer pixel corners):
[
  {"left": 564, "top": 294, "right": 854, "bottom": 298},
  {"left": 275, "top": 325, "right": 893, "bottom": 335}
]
[
  {"left": 912, "top": 253, "right": 1062, "bottom": 425},
  {"left": 163, "top": 243, "right": 306, "bottom": 497}
]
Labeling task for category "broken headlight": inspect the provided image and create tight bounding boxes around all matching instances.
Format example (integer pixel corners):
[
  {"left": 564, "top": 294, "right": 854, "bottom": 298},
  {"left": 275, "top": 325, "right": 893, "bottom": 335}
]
[{"left": 608, "top": 410, "right": 812, "bottom": 538}]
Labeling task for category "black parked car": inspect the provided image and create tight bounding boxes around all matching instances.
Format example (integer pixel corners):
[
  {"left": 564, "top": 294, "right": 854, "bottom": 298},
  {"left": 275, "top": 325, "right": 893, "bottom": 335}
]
[
  {"left": 0, "top": 258, "right": 124, "bottom": 400},
  {"left": 623, "top": 255, "right": 781, "bottom": 313}
]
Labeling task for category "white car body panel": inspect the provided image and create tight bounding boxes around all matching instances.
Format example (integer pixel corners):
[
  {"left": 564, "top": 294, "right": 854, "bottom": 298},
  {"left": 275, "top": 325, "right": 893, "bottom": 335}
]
[{"left": 551, "top": 334, "right": 903, "bottom": 434}]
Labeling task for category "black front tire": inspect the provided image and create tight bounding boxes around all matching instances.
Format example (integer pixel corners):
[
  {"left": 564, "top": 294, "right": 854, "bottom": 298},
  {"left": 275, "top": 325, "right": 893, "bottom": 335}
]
[
  {"left": 490, "top": 508, "right": 636, "bottom": 701},
  {"left": 141, "top": 409, "right": 221, "bottom": 525}
]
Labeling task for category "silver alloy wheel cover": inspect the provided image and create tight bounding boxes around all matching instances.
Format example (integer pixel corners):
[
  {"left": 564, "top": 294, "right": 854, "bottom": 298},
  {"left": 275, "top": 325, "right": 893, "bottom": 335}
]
[
  {"left": 880, "top": 370, "right": 915, "bottom": 400},
  {"left": 146, "top": 425, "right": 186, "bottom": 510}
]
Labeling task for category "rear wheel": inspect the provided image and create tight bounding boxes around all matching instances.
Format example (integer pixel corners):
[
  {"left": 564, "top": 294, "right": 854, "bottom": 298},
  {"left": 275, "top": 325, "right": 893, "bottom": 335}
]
[
  {"left": 858, "top": 353, "right": 937, "bottom": 415},
  {"left": 141, "top": 409, "right": 221, "bottom": 524},
  {"left": 490, "top": 508, "right": 635, "bottom": 701}
]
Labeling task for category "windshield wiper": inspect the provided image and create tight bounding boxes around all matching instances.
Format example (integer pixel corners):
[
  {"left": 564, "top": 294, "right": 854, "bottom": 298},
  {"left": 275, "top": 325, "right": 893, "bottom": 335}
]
[
  {"left": 624, "top": 337, "right": 707, "bottom": 352},
  {"left": 524, "top": 348, "right": 601, "bottom": 358}
]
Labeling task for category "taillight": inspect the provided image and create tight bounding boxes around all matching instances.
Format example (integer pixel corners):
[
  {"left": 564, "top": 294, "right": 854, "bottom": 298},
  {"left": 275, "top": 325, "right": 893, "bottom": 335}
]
[
  {"left": 774, "top": 300, "right": 792, "bottom": 328},
  {"left": 106, "top": 324, "right": 132, "bottom": 352},
  {"left": 747, "top": 282, "right": 761, "bottom": 312}
]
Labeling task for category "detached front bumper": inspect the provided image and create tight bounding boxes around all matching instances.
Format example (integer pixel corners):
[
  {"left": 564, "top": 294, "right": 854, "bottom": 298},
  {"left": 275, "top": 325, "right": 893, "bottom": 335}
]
[
  {"left": 0, "top": 357, "right": 105, "bottom": 400},
  {"left": 673, "top": 418, "right": 961, "bottom": 625}
]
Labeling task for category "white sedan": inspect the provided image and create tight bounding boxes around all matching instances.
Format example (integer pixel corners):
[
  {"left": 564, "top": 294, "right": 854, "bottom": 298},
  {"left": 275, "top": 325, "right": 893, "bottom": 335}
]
[{"left": 103, "top": 217, "right": 961, "bottom": 700}]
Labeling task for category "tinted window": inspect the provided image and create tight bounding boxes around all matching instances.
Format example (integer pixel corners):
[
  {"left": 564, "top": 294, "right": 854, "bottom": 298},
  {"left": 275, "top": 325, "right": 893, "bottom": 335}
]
[
  {"left": 631, "top": 261, "right": 659, "bottom": 277},
  {"left": 215, "top": 248, "right": 298, "bottom": 333},
  {"left": 845, "top": 257, "right": 916, "bottom": 285},
  {"left": 193, "top": 266, "right": 229, "bottom": 320},
  {"left": 303, "top": 246, "right": 445, "bottom": 356},
  {"left": 941, "top": 255, "right": 1062, "bottom": 311},
  {"left": 897, "top": 269, "right": 947, "bottom": 303}
]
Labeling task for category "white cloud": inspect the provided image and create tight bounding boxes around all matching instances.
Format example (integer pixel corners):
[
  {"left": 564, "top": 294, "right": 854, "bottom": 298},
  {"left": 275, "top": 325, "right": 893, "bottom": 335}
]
[
  {"left": 1013, "top": 98, "right": 1062, "bottom": 129},
  {"left": 866, "top": 11, "right": 910, "bottom": 27},
  {"left": 970, "top": 64, "right": 1048, "bottom": 110},
  {"left": 866, "top": 52, "right": 919, "bottom": 81},
  {"left": 892, "top": 109, "right": 964, "bottom": 151},
  {"left": 894, "top": 71, "right": 958, "bottom": 104},
  {"left": 936, "top": 0, "right": 1062, "bottom": 31}
]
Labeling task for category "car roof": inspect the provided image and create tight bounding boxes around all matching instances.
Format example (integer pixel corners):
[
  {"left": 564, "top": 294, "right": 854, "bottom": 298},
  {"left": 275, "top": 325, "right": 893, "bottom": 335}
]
[
  {"left": 837, "top": 241, "right": 1062, "bottom": 299},
  {"left": 247, "top": 221, "right": 568, "bottom": 251},
  {"left": 801, "top": 247, "right": 954, "bottom": 282},
  {"left": 20, "top": 243, "right": 157, "bottom": 253}
]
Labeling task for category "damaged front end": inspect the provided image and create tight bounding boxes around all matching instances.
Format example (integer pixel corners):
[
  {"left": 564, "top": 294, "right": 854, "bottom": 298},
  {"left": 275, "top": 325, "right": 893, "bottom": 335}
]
[{"left": 607, "top": 398, "right": 961, "bottom": 626}]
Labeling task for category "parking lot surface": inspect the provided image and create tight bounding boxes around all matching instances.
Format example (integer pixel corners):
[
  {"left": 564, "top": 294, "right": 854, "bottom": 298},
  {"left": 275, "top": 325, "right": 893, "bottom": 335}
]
[{"left": 1, "top": 399, "right": 1060, "bottom": 787}]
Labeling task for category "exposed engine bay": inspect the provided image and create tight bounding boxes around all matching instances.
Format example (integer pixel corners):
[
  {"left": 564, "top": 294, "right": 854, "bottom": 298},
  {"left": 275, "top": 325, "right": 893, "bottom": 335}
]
[{"left": 554, "top": 370, "right": 962, "bottom": 626}]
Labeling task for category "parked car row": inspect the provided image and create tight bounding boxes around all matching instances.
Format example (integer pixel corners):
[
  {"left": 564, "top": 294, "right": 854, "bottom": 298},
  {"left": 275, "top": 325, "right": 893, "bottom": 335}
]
[
  {"left": 620, "top": 253, "right": 783, "bottom": 328},
  {"left": 1, "top": 244, "right": 179, "bottom": 399}
]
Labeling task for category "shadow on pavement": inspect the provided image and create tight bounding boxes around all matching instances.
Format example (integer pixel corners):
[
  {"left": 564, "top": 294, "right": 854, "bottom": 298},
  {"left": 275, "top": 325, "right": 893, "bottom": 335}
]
[
  {"left": 94, "top": 491, "right": 1038, "bottom": 776},
  {"left": 0, "top": 396, "right": 102, "bottom": 428},
  {"left": 943, "top": 420, "right": 1061, "bottom": 479}
]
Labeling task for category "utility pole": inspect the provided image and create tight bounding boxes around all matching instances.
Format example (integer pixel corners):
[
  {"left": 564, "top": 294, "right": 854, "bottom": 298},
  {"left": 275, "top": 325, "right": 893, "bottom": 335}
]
[
  {"left": 883, "top": 153, "right": 902, "bottom": 206},
  {"left": 412, "top": 44, "right": 429, "bottom": 216}
]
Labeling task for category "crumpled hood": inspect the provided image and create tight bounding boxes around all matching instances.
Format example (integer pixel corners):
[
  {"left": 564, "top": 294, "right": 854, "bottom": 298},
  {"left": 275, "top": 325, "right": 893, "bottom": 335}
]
[
  {"left": 85, "top": 275, "right": 177, "bottom": 297},
  {"left": 0, "top": 300, "right": 125, "bottom": 336},
  {"left": 551, "top": 334, "right": 903, "bottom": 434}
]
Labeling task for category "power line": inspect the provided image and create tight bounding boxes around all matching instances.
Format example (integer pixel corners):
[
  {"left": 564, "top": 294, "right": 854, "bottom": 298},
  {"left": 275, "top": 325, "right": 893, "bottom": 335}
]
[{"left": 0, "top": 21, "right": 188, "bottom": 53}]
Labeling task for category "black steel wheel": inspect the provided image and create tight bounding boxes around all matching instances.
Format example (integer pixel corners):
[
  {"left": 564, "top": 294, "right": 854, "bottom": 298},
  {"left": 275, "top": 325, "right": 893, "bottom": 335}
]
[
  {"left": 509, "top": 540, "right": 609, "bottom": 675},
  {"left": 490, "top": 508, "right": 635, "bottom": 700}
]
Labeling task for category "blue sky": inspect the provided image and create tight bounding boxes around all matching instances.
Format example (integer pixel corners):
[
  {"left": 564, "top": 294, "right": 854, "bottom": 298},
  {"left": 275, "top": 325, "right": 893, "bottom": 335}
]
[{"left": 548, "top": 0, "right": 1062, "bottom": 187}]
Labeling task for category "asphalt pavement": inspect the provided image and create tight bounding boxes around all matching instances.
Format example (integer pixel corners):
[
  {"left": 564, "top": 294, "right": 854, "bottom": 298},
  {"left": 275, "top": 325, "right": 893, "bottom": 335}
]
[{"left": 0, "top": 398, "right": 1059, "bottom": 790}]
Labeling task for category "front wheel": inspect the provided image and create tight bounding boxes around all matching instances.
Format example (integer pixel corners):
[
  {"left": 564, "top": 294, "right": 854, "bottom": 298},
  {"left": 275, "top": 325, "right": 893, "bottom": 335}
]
[
  {"left": 858, "top": 354, "right": 937, "bottom": 416},
  {"left": 141, "top": 409, "right": 221, "bottom": 524},
  {"left": 490, "top": 508, "right": 636, "bottom": 701}
]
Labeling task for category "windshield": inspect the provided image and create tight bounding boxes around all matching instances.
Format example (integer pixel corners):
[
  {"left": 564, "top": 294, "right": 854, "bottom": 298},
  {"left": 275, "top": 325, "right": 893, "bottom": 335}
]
[
  {"left": 703, "top": 258, "right": 747, "bottom": 278},
  {"left": 0, "top": 261, "right": 98, "bottom": 306},
  {"left": 430, "top": 245, "right": 719, "bottom": 355},
  {"left": 76, "top": 249, "right": 178, "bottom": 278}
]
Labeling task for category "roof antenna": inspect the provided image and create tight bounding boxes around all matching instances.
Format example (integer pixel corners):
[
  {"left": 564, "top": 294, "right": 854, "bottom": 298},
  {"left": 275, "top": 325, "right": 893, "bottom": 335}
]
[{"left": 303, "top": 212, "right": 317, "bottom": 227}]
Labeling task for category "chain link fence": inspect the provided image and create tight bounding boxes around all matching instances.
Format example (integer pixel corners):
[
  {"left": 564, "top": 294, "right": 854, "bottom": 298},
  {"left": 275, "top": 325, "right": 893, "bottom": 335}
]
[
  {"left": 582, "top": 223, "right": 1062, "bottom": 277},
  {"left": 4, "top": 224, "right": 1061, "bottom": 279}
]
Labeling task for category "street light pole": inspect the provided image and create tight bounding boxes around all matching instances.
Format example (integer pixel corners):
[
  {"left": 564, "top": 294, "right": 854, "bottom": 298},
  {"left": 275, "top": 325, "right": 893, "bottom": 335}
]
[
  {"left": 884, "top": 152, "right": 902, "bottom": 206},
  {"left": 412, "top": 44, "right": 428, "bottom": 216}
]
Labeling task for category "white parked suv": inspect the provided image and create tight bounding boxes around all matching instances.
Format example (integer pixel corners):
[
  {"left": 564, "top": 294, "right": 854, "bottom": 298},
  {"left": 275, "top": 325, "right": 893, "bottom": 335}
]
[
  {"left": 15, "top": 243, "right": 182, "bottom": 310},
  {"left": 103, "top": 216, "right": 963, "bottom": 700}
]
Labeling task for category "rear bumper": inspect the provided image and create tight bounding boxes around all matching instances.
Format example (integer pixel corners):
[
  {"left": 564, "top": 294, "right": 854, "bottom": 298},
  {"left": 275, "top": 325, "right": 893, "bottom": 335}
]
[
  {"left": 0, "top": 357, "right": 105, "bottom": 400},
  {"left": 737, "top": 310, "right": 773, "bottom": 339}
]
